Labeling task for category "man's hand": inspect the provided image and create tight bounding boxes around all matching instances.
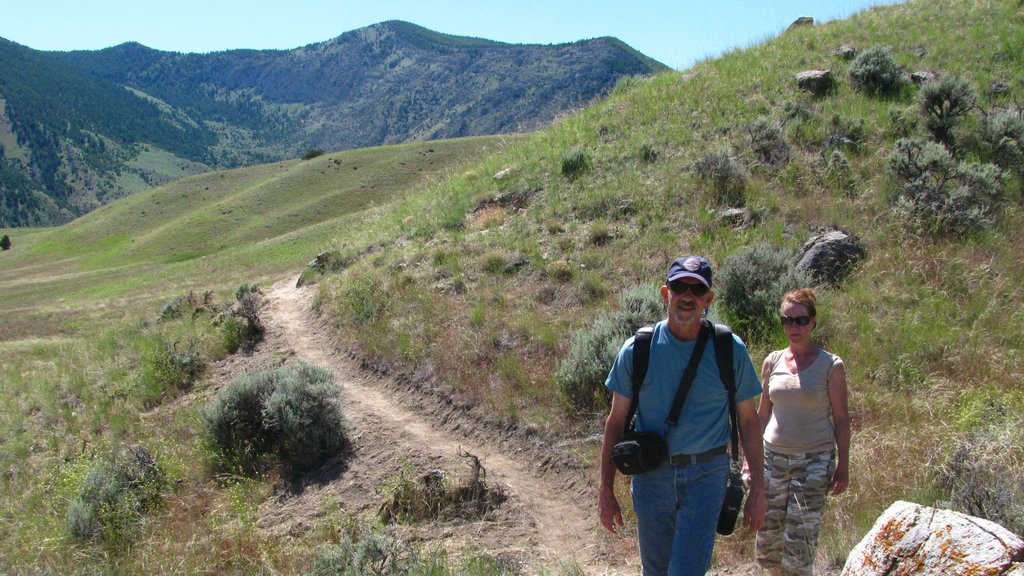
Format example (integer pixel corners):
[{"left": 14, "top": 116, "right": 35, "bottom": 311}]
[
  {"left": 742, "top": 485, "right": 766, "bottom": 533},
  {"left": 599, "top": 484, "right": 624, "bottom": 533}
]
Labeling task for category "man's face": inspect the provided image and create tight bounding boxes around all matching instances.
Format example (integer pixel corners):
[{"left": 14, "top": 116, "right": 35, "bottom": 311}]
[{"left": 662, "top": 279, "right": 713, "bottom": 333}]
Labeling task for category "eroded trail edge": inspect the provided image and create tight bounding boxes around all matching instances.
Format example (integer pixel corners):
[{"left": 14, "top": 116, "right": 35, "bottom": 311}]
[{"left": 246, "top": 276, "right": 634, "bottom": 574}]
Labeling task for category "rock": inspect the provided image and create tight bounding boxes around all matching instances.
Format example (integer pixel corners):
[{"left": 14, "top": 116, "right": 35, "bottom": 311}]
[
  {"left": 841, "top": 500, "right": 1024, "bottom": 576},
  {"left": 718, "top": 207, "right": 756, "bottom": 229},
  {"left": 794, "top": 229, "right": 865, "bottom": 286},
  {"left": 789, "top": 16, "right": 814, "bottom": 29},
  {"left": 912, "top": 70, "right": 937, "bottom": 85},
  {"left": 796, "top": 69, "right": 835, "bottom": 97},
  {"left": 493, "top": 167, "right": 512, "bottom": 180},
  {"left": 987, "top": 80, "right": 1012, "bottom": 96},
  {"left": 835, "top": 45, "right": 857, "bottom": 60}
]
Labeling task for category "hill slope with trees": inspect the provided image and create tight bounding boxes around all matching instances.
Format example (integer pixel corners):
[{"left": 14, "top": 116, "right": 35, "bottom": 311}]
[{"left": 0, "top": 22, "right": 666, "bottom": 227}]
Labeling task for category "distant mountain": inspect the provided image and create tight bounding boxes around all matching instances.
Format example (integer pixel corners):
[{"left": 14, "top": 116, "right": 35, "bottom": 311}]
[{"left": 0, "top": 21, "right": 667, "bottom": 227}]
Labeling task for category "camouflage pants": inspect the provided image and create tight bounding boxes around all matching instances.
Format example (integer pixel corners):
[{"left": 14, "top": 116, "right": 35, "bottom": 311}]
[{"left": 755, "top": 449, "right": 835, "bottom": 576}]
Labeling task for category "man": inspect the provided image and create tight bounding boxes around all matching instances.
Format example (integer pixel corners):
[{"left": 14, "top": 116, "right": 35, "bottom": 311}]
[{"left": 599, "top": 255, "right": 766, "bottom": 576}]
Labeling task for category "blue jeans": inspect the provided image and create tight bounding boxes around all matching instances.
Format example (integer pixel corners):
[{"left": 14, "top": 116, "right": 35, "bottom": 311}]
[{"left": 631, "top": 453, "right": 730, "bottom": 576}]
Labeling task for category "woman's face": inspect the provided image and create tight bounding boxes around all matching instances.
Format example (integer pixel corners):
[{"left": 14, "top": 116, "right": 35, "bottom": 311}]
[{"left": 780, "top": 301, "right": 815, "bottom": 342}]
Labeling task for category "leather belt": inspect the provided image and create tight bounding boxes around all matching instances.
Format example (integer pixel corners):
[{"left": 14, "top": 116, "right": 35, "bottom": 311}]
[{"left": 669, "top": 445, "right": 728, "bottom": 466}]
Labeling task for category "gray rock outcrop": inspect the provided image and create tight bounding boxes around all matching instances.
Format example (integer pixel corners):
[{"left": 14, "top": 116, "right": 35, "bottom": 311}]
[
  {"left": 796, "top": 69, "right": 835, "bottom": 97},
  {"left": 841, "top": 500, "right": 1024, "bottom": 576},
  {"left": 794, "top": 229, "right": 865, "bottom": 287}
]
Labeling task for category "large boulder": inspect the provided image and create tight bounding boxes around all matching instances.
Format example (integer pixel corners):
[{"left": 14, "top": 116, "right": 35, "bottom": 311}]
[
  {"left": 796, "top": 69, "right": 836, "bottom": 97},
  {"left": 842, "top": 501, "right": 1024, "bottom": 576},
  {"left": 794, "top": 229, "right": 866, "bottom": 286}
]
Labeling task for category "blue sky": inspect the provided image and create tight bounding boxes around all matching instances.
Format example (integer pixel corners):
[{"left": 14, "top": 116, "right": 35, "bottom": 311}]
[{"left": 1, "top": 1, "right": 902, "bottom": 70}]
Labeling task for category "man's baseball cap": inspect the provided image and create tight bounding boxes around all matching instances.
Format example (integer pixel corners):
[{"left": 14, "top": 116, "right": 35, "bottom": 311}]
[{"left": 666, "top": 255, "right": 712, "bottom": 288}]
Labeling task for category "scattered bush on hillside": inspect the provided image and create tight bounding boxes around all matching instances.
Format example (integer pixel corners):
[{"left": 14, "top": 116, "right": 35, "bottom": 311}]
[
  {"left": 560, "top": 146, "right": 591, "bottom": 180},
  {"left": 556, "top": 285, "right": 664, "bottom": 413},
  {"left": 221, "top": 284, "right": 264, "bottom": 354},
  {"left": 201, "top": 362, "right": 347, "bottom": 473},
  {"left": 201, "top": 368, "right": 279, "bottom": 472},
  {"left": 825, "top": 113, "right": 867, "bottom": 154},
  {"left": 159, "top": 290, "right": 217, "bottom": 322},
  {"left": 0, "top": 234, "right": 10, "bottom": 250},
  {"left": 889, "top": 138, "right": 1004, "bottom": 236},
  {"left": 980, "top": 108, "right": 1024, "bottom": 175},
  {"left": 693, "top": 146, "right": 747, "bottom": 207},
  {"left": 938, "top": 422, "right": 1024, "bottom": 536},
  {"left": 378, "top": 450, "right": 507, "bottom": 524},
  {"left": 309, "top": 529, "right": 420, "bottom": 576},
  {"left": 341, "top": 272, "right": 389, "bottom": 325},
  {"left": 822, "top": 149, "right": 858, "bottom": 196},
  {"left": 888, "top": 105, "right": 919, "bottom": 139},
  {"left": 850, "top": 45, "right": 905, "bottom": 96},
  {"left": 639, "top": 141, "right": 659, "bottom": 163},
  {"left": 919, "top": 75, "right": 978, "bottom": 146},
  {"left": 716, "top": 243, "right": 813, "bottom": 346},
  {"left": 137, "top": 339, "right": 206, "bottom": 407},
  {"left": 66, "top": 445, "right": 165, "bottom": 542},
  {"left": 746, "top": 116, "right": 790, "bottom": 167},
  {"left": 546, "top": 259, "right": 574, "bottom": 283},
  {"left": 302, "top": 148, "right": 326, "bottom": 160},
  {"left": 264, "top": 362, "right": 348, "bottom": 471}
]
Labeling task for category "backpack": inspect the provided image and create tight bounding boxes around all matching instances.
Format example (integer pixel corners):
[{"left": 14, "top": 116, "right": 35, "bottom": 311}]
[{"left": 630, "top": 319, "right": 739, "bottom": 457}]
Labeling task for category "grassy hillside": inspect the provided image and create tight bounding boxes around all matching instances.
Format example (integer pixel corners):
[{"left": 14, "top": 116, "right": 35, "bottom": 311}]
[
  {"left": 304, "top": 0, "right": 1024, "bottom": 564},
  {"left": 2, "top": 0, "right": 1023, "bottom": 573},
  {"left": 0, "top": 136, "right": 508, "bottom": 339}
]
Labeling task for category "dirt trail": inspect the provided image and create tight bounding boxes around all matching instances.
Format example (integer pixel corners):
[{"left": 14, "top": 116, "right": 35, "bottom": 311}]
[{"left": 242, "top": 276, "right": 637, "bottom": 574}]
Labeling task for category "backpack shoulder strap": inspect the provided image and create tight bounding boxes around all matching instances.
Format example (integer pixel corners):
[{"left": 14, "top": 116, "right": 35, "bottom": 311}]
[
  {"left": 708, "top": 321, "right": 740, "bottom": 463},
  {"left": 631, "top": 325, "right": 655, "bottom": 393},
  {"left": 625, "top": 325, "right": 655, "bottom": 434}
]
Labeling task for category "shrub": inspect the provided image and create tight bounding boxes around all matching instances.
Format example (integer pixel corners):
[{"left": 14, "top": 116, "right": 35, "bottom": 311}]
[
  {"left": 823, "top": 149, "right": 857, "bottom": 195},
  {"left": 66, "top": 445, "right": 165, "bottom": 542},
  {"left": 378, "top": 451, "right": 507, "bottom": 523},
  {"left": 556, "top": 285, "right": 664, "bottom": 412},
  {"left": 302, "top": 148, "right": 326, "bottom": 160},
  {"left": 560, "top": 146, "right": 591, "bottom": 180},
  {"left": 747, "top": 116, "right": 790, "bottom": 166},
  {"left": 479, "top": 251, "right": 507, "bottom": 274},
  {"left": 0, "top": 234, "right": 10, "bottom": 250},
  {"left": 137, "top": 339, "right": 206, "bottom": 407},
  {"left": 221, "top": 285, "right": 264, "bottom": 353},
  {"left": 264, "top": 362, "right": 347, "bottom": 471},
  {"left": 919, "top": 75, "right": 978, "bottom": 145},
  {"left": 201, "top": 368, "right": 279, "bottom": 472},
  {"left": 201, "top": 362, "right": 347, "bottom": 473},
  {"left": 309, "top": 530, "right": 419, "bottom": 576},
  {"left": 342, "top": 273, "right": 389, "bottom": 324},
  {"left": 716, "top": 244, "right": 813, "bottom": 346},
  {"left": 889, "top": 138, "right": 1005, "bottom": 235},
  {"left": 937, "top": 423, "right": 1024, "bottom": 535},
  {"left": 693, "top": 146, "right": 747, "bottom": 206},
  {"left": 850, "top": 45, "right": 904, "bottom": 96},
  {"left": 887, "top": 105, "right": 919, "bottom": 139},
  {"left": 546, "top": 260, "right": 574, "bottom": 282},
  {"left": 980, "top": 108, "right": 1024, "bottom": 174}
]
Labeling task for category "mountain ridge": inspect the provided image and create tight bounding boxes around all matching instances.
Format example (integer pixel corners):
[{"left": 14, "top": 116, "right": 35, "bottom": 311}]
[{"left": 0, "top": 21, "right": 666, "bottom": 227}]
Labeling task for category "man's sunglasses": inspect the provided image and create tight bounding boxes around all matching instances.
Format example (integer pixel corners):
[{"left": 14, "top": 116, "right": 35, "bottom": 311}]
[
  {"left": 780, "top": 315, "right": 812, "bottom": 326},
  {"left": 667, "top": 281, "right": 710, "bottom": 297}
]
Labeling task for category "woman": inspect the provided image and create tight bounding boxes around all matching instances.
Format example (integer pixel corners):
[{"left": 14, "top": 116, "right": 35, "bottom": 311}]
[{"left": 755, "top": 288, "right": 850, "bottom": 576}]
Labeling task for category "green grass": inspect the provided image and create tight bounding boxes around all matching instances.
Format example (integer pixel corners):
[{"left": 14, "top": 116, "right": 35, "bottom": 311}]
[{"left": 3, "top": 0, "right": 1024, "bottom": 572}]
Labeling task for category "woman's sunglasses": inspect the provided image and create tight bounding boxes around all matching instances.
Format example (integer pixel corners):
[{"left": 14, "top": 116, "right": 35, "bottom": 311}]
[
  {"left": 780, "top": 315, "right": 812, "bottom": 326},
  {"left": 667, "top": 281, "right": 709, "bottom": 297}
]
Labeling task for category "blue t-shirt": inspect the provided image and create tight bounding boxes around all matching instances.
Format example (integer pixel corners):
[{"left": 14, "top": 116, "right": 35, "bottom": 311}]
[{"left": 605, "top": 320, "right": 761, "bottom": 455}]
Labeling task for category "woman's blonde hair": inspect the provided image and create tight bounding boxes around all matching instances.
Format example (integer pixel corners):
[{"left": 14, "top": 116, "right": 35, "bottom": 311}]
[{"left": 782, "top": 287, "right": 817, "bottom": 317}]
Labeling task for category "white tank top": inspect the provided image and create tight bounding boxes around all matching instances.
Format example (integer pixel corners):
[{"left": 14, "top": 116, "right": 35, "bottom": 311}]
[{"left": 763, "top": 348, "right": 838, "bottom": 454}]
